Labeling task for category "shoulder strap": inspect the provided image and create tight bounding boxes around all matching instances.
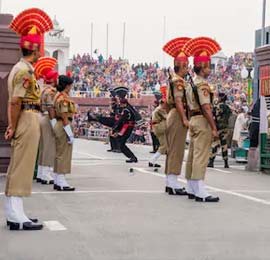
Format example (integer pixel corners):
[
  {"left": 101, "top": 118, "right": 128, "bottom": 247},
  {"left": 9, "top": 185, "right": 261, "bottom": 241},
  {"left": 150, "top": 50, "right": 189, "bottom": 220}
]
[{"left": 186, "top": 73, "right": 202, "bottom": 113}]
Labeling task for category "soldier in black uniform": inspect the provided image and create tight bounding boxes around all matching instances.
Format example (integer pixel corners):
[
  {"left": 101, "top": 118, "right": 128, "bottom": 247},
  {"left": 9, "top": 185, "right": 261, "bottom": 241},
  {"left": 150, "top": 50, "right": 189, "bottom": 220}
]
[
  {"left": 112, "top": 98, "right": 138, "bottom": 163},
  {"left": 149, "top": 100, "right": 160, "bottom": 153}
]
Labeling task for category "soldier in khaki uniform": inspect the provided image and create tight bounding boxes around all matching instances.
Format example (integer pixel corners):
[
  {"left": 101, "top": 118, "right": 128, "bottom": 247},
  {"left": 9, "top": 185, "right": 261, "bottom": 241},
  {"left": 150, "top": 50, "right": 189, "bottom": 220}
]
[
  {"left": 35, "top": 58, "right": 58, "bottom": 184},
  {"left": 162, "top": 37, "right": 191, "bottom": 195},
  {"left": 53, "top": 75, "right": 76, "bottom": 191},
  {"left": 148, "top": 99, "right": 167, "bottom": 168},
  {"left": 182, "top": 37, "right": 221, "bottom": 202},
  {"left": 4, "top": 8, "right": 53, "bottom": 230}
]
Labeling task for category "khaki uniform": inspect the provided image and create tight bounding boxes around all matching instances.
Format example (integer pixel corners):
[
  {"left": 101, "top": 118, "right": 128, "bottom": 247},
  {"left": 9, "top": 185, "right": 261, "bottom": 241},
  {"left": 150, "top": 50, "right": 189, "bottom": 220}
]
[
  {"left": 38, "top": 85, "right": 56, "bottom": 167},
  {"left": 53, "top": 92, "right": 76, "bottom": 174},
  {"left": 165, "top": 75, "right": 188, "bottom": 175},
  {"left": 5, "top": 58, "right": 41, "bottom": 196},
  {"left": 185, "top": 75, "right": 212, "bottom": 180},
  {"left": 152, "top": 105, "right": 167, "bottom": 154}
]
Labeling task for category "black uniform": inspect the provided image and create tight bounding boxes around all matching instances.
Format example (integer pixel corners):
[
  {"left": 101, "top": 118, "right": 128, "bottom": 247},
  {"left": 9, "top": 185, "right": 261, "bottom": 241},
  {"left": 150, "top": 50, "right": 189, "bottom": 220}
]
[
  {"left": 113, "top": 106, "right": 137, "bottom": 162},
  {"left": 249, "top": 99, "right": 260, "bottom": 148}
]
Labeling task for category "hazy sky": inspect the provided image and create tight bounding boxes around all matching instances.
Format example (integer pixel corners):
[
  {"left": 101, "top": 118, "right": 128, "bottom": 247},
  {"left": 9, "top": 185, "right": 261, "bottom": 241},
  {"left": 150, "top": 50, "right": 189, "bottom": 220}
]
[{"left": 1, "top": 0, "right": 266, "bottom": 65}]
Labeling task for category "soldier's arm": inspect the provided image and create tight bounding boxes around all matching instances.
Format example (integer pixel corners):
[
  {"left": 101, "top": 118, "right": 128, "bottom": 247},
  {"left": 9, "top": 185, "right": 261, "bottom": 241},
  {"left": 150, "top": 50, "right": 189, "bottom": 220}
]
[
  {"left": 175, "top": 96, "right": 189, "bottom": 127},
  {"left": 48, "top": 107, "right": 56, "bottom": 120},
  {"left": 5, "top": 97, "right": 22, "bottom": 140},
  {"left": 202, "top": 104, "right": 217, "bottom": 132}
]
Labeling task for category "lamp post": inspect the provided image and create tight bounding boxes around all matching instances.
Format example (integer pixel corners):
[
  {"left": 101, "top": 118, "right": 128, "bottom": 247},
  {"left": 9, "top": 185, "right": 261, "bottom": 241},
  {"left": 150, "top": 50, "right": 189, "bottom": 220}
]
[{"left": 241, "top": 58, "right": 254, "bottom": 106}]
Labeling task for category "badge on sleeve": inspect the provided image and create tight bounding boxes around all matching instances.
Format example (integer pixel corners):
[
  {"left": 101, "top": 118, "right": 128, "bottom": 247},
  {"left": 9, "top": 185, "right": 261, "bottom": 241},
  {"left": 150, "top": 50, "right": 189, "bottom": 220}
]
[{"left": 203, "top": 88, "right": 209, "bottom": 97}]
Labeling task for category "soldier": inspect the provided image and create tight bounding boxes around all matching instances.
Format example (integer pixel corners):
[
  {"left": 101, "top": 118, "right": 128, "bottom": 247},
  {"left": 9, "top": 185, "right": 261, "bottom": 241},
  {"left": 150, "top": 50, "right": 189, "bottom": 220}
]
[
  {"left": 53, "top": 75, "right": 76, "bottom": 191},
  {"left": 162, "top": 37, "right": 191, "bottom": 195},
  {"left": 149, "top": 100, "right": 160, "bottom": 153},
  {"left": 183, "top": 36, "right": 221, "bottom": 202},
  {"left": 4, "top": 8, "right": 53, "bottom": 230},
  {"left": 112, "top": 98, "right": 138, "bottom": 163},
  {"left": 208, "top": 92, "right": 232, "bottom": 168},
  {"left": 35, "top": 58, "right": 58, "bottom": 184},
  {"left": 148, "top": 98, "right": 167, "bottom": 168}
]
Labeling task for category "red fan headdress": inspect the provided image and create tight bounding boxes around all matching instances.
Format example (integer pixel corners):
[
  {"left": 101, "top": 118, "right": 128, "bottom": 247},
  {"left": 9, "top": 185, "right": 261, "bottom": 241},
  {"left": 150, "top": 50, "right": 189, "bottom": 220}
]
[
  {"left": 182, "top": 37, "right": 221, "bottom": 66},
  {"left": 34, "top": 57, "right": 57, "bottom": 79},
  {"left": 163, "top": 37, "right": 191, "bottom": 64},
  {"left": 160, "top": 86, "right": 167, "bottom": 102},
  {"left": 10, "top": 8, "right": 53, "bottom": 51}
]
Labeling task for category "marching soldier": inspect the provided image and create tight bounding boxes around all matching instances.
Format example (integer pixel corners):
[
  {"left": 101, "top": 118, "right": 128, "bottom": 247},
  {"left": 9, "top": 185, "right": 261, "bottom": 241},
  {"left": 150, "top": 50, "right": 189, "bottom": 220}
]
[
  {"left": 148, "top": 98, "right": 167, "bottom": 168},
  {"left": 53, "top": 75, "right": 76, "bottom": 191},
  {"left": 149, "top": 100, "right": 160, "bottom": 153},
  {"left": 208, "top": 92, "right": 232, "bottom": 168},
  {"left": 4, "top": 8, "right": 53, "bottom": 230},
  {"left": 112, "top": 98, "right": 138, "bottom": 163},
  {"left": 162, "top": 37, "right": 191, "bottom": 195},
  {"left": 183, "top": 36, "right": 221, "bottom": 202},
  {"left": 35, "top": 58, "right": 58, "bottom": 184}
]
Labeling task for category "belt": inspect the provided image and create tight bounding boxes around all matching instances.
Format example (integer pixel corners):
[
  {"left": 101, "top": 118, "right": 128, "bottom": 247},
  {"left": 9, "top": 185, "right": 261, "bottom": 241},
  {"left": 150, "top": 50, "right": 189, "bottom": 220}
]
[
  {"left": 190, "top": 110, "right": 203, "bottom": 117},
  {"left": 126, "top": 121, "right": 135, "bottom": 127},
  {"left": 152, "top": 121, "right": 160, "bottom": 125},
  {"left": 21, "top": 103, "right": 40, "bottom": 112}
]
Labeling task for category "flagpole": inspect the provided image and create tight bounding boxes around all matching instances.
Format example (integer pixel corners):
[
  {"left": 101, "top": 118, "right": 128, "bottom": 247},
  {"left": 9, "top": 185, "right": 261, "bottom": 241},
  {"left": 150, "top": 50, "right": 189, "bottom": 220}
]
[
  {"left": 0, "top": 0, "right": 2, "bottom": 13},
  {"left": 122, "top": 22, "right": 126, "bottom": 59},
  {"left": 91, "top": 22, "right": 93, "bottom": 57},
  {"left": 262, "top": 0, "right": 266, "bottom": 45},
  {"left": 106, "top": 23, "right": 109, "bottom": 60},
  {"left": 162, "top": 16, "right": 166, "bottom": 67}
]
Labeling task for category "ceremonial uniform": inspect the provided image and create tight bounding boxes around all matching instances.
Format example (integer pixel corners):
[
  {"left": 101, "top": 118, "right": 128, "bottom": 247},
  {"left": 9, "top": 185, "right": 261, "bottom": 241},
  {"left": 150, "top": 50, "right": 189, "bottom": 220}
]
[
  {"left": 4, "top": 8, "right": 53, "bottom": 230},
  {"left": 149, "top": 101, "right": 160, "bottom": 153},
  {"left": 162, "top": 37, "right": 191, "bottom": 195},
  {"left": 183, "top": 36, "right": 221, "bottom": 202},
  {"left": 35, "top": 58, "right": 58, "bottom": 184},
  {"left": 165, "top": 75, "right": 188, "bottom": 176},
  {"left": 113, "top": 98, "right": 138, "bottom": 163},
  {"left": 54, "top": 90, "right": 76, "bottom": 181}
]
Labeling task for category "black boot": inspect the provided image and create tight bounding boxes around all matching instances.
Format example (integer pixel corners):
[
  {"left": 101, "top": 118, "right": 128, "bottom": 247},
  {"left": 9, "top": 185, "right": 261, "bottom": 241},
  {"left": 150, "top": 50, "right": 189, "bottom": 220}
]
[
  {"left": 87, "top": 112, "right": 97, "bottom": 122},
  {"left": 207, "top": 158, "right": 214, "bottom": 168},
  {"left": 126, "top": 157, "right": 138, "bottom": 163},
  {"left": 224, "top": 159, "right": 229, "bottom": 168}
]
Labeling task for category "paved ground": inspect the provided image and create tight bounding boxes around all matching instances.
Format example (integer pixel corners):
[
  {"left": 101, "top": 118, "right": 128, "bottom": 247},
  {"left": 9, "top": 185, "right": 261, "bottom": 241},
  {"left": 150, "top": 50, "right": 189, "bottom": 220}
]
[{"left": 1, "top": 139, "right": 270, "bottom": 260}]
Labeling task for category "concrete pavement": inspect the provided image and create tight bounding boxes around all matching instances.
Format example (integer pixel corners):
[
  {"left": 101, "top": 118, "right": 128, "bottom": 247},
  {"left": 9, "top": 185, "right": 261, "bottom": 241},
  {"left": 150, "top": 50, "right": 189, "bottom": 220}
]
[{"left": 0, "top": 139, "right": 270, "bottom": 260}]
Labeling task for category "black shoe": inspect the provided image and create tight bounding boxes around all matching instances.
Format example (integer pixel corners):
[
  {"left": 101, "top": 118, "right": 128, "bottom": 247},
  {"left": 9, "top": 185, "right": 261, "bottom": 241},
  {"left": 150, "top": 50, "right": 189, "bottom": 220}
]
[
  {"left": 126, "top": 157, "right": 138, "bottom": 163},
  {"left": 87, "top": 112, "right": 97, "bottom": 122},
  {"left": 167, "top": 187, "right": 188, "bottom": 196},
  {"left": 207, "top": 159, "right": 214, "bottom": 168},
  {"left": 7, "top": 218, "right": 38, "bottom": 226},
  {"left": 115, "top": 150, "right": 122, "bottom": 153},
  {"left": 107, "top": 149, "right": 113, "bottom": 152},
  {"left": 36, "top": 178, "right": 42, "bottom": 183},
  {"left": 149, "top": 151, "right": 156, "bottom": 154},
  {"left": 149, "top": 162, "right": 161, "bottom": 168},
  {"left": 224, "top": 160, "right": 229, "bottom": 168},
  {"left": 165, "top": 186, "right": 169, "bottom": 193},
  {"left": 187, "top": 193, "right": 196, "bottom": 199},
  {"left": 195, "top": 196, "right": 220, "bottom": 202},
  {"left": 53, "top": 184, "right": 59, "bottom": 190},
  {"left": 41, "top": 179, "right": 54, "bottom": 185},
  {"left": 56, "top": 186, "right": 76, "bottom": 191},
  {"left": 9, "top": 221, "right": 43, "bottom": 231}
]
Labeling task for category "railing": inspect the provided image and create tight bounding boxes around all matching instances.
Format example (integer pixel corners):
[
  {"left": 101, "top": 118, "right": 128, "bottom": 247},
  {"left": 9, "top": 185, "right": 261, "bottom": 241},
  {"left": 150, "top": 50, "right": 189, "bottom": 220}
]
[
  {"left": 80, "top": 128, "right": 110, "bottom": 140},
  {"left": 70, "top": 90, "right": 155, "bottom": 98}
]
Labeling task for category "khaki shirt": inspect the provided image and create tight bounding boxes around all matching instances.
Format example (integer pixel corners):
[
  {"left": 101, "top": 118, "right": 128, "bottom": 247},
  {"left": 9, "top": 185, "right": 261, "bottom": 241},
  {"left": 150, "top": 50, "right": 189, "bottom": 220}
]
[
  {"left": 166, "top": 74, "right": 186, "bottom": 106},
  {"left": 8, "top": 58, "right": 41, "bottom": 103},
  {"left": 54, "top": 91, "right": 76, "bottom": 118},
  {"left": 152, "top": 105, "right": 167, "bottom": 123},
  {"left": 40, "top": 84, "right": 57, "bottom": 112},
  {"left": 186, "top": 75, "right": 211, "bottom": 110}
]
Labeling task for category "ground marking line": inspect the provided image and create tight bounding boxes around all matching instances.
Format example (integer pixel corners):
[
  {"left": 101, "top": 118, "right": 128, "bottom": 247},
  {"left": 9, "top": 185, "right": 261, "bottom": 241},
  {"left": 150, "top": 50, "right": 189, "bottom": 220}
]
[
  {"left": 0, "top": 190, "right": 163, "bottom": 196},
  {"left": 73, "top": 151, "right": 105, "bottom": 160},
  {"left": 210, "top": 168, "right": 232, "bottom": 174},
  {"left": 44, "top": 221, "right": 67, "bottom": 231},
  {"left": 133, "top": 167, "right": 270, "bottom": 206}
]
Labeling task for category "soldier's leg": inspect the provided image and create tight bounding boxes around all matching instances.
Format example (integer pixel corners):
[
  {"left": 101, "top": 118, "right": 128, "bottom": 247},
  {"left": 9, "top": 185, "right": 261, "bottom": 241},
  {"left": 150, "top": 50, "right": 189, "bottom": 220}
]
[
  {"left": 220, "top": 129, "right": 229, "bottom": 168},
  {"left": 119, "top": 128, "right": 137, "bottom": 161}
]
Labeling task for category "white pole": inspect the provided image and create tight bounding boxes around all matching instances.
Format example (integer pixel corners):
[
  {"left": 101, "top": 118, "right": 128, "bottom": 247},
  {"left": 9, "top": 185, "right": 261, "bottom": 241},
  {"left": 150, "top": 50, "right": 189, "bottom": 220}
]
[
  {"left": 262, "top": 0, "right": 266, "bottom": 46},
  {"left": 162, "top": 16, "right": 166, "bottom": 67},
  {"left": 122, "top": 22, "right": 126, "bottom": 59},
  {"left": 90, "top": 22, "right": 93, "bottom": 57},
  {"left": 0, "top": 0, "right": 2, "bottom": 13},
  {"left": 106, "top": 23, "right": 109, "bottom": 60}
]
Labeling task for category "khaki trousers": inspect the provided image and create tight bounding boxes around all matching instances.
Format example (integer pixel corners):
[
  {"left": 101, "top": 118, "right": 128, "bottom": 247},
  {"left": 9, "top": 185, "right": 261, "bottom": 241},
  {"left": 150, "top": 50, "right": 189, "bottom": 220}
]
[
  {"left": 54, "top": 120, "right": 73, "bottom": 174},
  {"left": 38, "top": 114, "right": 56, "bottom": 167},
  {"left": 5, "top": 111, "right": 40, "bottom": 196},
  {"left": 165, "top": 108, "right": 187, "bottom": 175},
  {"left": 153, "top": 121, "right": 167, "bottom": 155},
  {"left": 185, "top": 116, "right": 212, "bottom": 180}
]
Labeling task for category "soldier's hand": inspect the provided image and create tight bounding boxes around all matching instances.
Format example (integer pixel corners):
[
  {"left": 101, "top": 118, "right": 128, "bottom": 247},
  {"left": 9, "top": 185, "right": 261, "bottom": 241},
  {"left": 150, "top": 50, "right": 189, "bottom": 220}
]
[
  {"left": 212, "top": 129, "right": 219, "bottom": 141},
  {"left": 112, "top": 133, "right": 118, "bottom": 138},
  {"left": 183, "top": 119, "right": 189, "bottom": 128},
  {"left": 5, "top": 126, "right": 15, "bottom": 140}
]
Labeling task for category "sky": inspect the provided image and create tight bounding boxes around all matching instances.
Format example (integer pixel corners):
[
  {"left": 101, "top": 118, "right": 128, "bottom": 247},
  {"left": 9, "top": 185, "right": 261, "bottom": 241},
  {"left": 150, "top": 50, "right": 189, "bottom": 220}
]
[{"left": 0, "top": 0, "right": 267, "bottom": 66}]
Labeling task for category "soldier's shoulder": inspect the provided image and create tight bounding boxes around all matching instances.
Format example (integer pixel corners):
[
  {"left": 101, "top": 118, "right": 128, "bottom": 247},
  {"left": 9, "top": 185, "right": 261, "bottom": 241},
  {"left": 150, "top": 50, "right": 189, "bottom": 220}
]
[{"left": 172, "top": 75, "right": 185, "bottom": 90}]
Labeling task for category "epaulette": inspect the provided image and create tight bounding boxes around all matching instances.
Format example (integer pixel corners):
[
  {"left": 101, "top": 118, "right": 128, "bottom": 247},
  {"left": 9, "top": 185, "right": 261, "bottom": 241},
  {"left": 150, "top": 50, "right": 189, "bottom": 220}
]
[
  {"left": 196, "top": 82, "right": 210, "bottom": 89},
  {"left": 172, "top": 76, "right": 185, "bottom": 90},
  {"left": 14, "top": 69, "right": 33, "bottom": 89}
]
